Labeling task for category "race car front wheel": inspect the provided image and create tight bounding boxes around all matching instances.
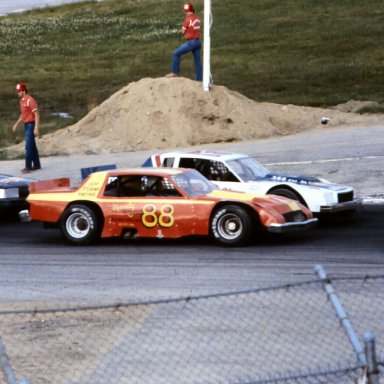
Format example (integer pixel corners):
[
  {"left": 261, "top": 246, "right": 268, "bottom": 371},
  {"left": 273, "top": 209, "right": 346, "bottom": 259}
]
[
  {"left": 270, "top": 188, "right": 301, "bottom": 203},
  {"left": 60, "top": 204, "right": 100, "bottom": 245},
  {"left": 211, "top": 205, "right": 253, "bottom": 246}
]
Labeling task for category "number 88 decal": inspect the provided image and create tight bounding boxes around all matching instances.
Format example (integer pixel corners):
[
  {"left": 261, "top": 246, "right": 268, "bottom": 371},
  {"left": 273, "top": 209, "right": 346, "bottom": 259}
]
[{"left": 142, "top": 204, "right": 175, "bottom": 228}]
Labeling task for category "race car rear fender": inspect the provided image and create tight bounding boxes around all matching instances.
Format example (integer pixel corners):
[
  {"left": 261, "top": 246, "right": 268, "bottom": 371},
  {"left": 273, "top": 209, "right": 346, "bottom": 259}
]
[{"left": 29, "top": 200, "right": 67, "bottom": 223}]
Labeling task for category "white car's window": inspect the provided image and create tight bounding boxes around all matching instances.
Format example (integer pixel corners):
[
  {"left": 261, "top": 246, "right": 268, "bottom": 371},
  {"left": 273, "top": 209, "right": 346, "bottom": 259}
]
[
  {"left": 227, "top": 157, "right": 269, "bottom": 182},
  {"left": 179, "top": 158, "right": 238, "bottom": 182},
  {"left": 162, "top": 157, "right": 175, "bottom": 167},
  {"left": 179, "top": 157, "right": 198, "bottom": 169}
]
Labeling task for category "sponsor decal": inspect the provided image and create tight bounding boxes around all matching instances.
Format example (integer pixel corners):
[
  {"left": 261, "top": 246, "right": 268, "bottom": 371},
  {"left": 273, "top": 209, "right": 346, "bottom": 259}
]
[
  {"left": 78, "top": 181, "right": 102, "bottom": 198},
  {"left": 266, "top": 173, "right": 320, "bottom": 185},
  {"left": 111, "top": 203, "right": 135, "bottom": 217},
  {"left": 71, "top": 207, "right": 95, "bottom": 230},
  {"left": 211, "top": 207, "right": 226, "bottom": 239}
]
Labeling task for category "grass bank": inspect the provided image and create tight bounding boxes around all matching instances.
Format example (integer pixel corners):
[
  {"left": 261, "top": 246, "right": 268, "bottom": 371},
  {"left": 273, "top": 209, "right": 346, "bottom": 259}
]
[{"left": 0, "top": 0, "right": 383, "bottom": 150}]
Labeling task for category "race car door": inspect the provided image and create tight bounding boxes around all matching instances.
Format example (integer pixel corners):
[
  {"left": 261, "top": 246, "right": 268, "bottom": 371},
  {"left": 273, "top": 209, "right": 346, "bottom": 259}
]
[{"left": 101, "top": 174, "right": 197, "bottom": 239}]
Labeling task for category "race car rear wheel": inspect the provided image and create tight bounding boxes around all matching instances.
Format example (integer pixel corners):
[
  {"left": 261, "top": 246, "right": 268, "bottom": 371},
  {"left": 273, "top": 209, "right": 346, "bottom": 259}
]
[
  {"left": 60, "top": 204, "right": 100, "bottom": 245},
  {"left": 211, "top": 205, "right": 253, "bottom": 246}
]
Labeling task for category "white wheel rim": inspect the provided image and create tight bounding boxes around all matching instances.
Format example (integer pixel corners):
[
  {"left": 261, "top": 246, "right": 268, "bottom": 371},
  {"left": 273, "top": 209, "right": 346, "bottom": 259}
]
[
  {"left": 217, "top": 213, "right": 242, "bottom": 240},
  {"left": 66, "top": 212, "right": 90, "bottom": 239}
]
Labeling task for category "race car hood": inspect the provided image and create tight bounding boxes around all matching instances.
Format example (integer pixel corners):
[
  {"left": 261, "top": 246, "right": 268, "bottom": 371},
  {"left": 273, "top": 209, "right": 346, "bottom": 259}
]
[
  {"left": 261, "top": 172, "right": 348, "bottom": 191},
  {"left": 0, "top": 174, "right": 35, "bottom": 189}
]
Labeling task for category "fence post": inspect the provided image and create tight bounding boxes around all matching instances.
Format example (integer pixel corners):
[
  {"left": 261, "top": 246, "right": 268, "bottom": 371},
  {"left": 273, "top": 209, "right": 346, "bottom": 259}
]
[
  {"left": 0, "top": 337, "right": 17, "bottom": 384},
  {"left": 364, "top": 331, "right": 380, "bottom": 384},
  {"left": 315, "top": 264, "right": 367, "bottom": 366}
]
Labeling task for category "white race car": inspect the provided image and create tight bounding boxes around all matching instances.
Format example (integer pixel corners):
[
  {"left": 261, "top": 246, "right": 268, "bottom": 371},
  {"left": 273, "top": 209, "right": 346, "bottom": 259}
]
[{"left": 142, "top": 151, "right": 361, "bottom": 214}]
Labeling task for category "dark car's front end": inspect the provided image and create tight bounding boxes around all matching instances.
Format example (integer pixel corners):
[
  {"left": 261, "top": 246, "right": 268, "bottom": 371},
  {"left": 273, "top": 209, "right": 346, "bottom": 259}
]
[{"left": 0, "top": 175, "right": 34, "bottom": 219}]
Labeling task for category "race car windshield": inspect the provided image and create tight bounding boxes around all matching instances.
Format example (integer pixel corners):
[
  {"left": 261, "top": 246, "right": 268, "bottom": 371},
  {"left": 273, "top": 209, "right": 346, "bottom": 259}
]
[
  {"left": 171, "top": 170, "right": 216, "bottom": 196},
  {"left": 227, "top": 157, "right": 269, "bottom": 182}
]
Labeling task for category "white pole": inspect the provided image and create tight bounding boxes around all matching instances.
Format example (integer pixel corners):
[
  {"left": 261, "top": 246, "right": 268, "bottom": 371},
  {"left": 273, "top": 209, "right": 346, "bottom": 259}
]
[{"left": 203, "top": 0, "right": 211, "bottom": 91}]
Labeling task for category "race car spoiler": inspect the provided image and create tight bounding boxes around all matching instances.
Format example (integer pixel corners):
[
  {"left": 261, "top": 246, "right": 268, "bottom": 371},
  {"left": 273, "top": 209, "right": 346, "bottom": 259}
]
[{"left": 28, "top": 178, "right": 71, "bottom": 193}]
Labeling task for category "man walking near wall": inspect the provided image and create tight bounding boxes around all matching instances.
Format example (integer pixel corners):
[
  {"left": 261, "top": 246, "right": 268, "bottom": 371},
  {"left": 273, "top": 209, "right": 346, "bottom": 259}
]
[{"left": 12, "top": 82, "right": 41, "bottom": 173}]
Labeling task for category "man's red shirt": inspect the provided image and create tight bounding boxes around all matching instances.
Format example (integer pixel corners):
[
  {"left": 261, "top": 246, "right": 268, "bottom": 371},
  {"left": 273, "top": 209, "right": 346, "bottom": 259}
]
[
  {"left": 20, "top": 94, "right": 38, "bottom": 123},
  {"left": 183, "top": 13, "right": 201, "bottom": 40}
]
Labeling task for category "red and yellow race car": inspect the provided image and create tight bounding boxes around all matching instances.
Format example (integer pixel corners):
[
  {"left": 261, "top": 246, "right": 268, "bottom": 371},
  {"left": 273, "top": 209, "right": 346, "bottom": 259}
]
[{"left": 25, "top": 168, "right": 317, "bottom": 246}]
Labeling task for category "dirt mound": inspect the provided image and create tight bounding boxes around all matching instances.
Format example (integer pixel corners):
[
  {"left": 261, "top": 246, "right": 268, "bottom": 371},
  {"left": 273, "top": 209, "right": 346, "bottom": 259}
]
[
  {"left": 330, "top": 99, "right": 382, "bottom": 113},
  {"left": 6, "top": 77, "right": 383, "bottom": 157}
]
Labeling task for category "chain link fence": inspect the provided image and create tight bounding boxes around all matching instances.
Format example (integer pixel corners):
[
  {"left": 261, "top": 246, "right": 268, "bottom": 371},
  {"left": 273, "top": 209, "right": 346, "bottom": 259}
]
[{"left": 0, "top": 265, "right": 382, "bottom": 384}]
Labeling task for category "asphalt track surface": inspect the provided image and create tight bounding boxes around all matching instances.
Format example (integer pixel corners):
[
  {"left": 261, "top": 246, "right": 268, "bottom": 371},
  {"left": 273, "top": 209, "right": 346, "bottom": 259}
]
[{"left": 0, "top": 204, "right": 383, "bottom": 304}]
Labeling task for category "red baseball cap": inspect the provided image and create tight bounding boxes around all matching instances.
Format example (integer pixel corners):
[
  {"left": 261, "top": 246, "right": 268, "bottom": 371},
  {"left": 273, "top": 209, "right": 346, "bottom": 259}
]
[
  {"left": 183, "top": 2, "right": 194, "bottom": 13},
  {"left": 16, "top": 82, "right": 27, "bottom": 93}
]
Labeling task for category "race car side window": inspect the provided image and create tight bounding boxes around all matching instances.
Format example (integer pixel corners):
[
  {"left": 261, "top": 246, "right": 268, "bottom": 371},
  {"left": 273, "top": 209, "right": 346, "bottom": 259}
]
[
  {"left": 198, "top": 160, "right": 217, "bottom": 180},
  {"left": 193, "top": 159, "right": 238, "bottom": 182},
  {"left": 104, "top": 175, "right": 147, "bottom": 197},
  {"left": 118, "top": 176, "right": 143, "bottom": 197},
  {"left": 211, "top": 161, "right": 238, "bottom": 182},
  {"left": 179, "top": 157, "right": 212, "bottom": 175},
  {"left": 104, "top": 176, "right": 119, "bottom": 196},
  {"left": 162, "top": 157, "right": 175, "bottom": 167},
  {"left": 179, "top": 158, "right": 196, "bottom": 169},
  {"left": 142, "top": 176, "right": 181, "bottom": 197}
]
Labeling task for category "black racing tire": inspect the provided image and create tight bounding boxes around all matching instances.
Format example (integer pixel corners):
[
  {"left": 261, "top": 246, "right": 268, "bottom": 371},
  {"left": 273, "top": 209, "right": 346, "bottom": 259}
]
[
  {"left": 60, "top": 204, "right": 100, "bottom": 245},
  {"left": 270, "top": 188, "right": 302, "bottom": 203},
  {"left": 210, "top": 205, "right": 253, "bottom": 246}
]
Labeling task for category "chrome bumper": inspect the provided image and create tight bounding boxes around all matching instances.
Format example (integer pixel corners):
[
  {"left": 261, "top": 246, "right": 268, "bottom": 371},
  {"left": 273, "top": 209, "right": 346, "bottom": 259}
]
[
  {"left": 268, "top": 218, "right": 318, "bottom": 233},
  {"left": 320, "top": 198, "right": 362, "bottom": 213},
  {"left": 18, "top": 209, "right": 31, "bottom": 223}
]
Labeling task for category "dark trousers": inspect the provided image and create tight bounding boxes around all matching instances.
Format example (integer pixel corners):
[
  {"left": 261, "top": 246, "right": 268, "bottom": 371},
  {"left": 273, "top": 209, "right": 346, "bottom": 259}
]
[{"left": 24, "top": 122, "right": 41, "bottom": 169}]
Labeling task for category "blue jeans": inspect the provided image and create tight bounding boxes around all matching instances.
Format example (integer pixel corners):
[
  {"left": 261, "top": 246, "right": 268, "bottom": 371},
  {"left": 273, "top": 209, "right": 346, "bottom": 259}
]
[
  {"left": 172, "top": 39, "right": 202, "bottom": 81},
  {"left": 24, "top": 122, "right": 41, "bottom": 169}
]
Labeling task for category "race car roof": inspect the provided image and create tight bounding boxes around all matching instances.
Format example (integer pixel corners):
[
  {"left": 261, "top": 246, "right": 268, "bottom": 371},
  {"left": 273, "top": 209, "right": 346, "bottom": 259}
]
[
  {"left": 157, "top": 150, "right": 249, "bottom": 162},
  {"left": 91, "top": 167, "right": 187, "bottom": 178}
]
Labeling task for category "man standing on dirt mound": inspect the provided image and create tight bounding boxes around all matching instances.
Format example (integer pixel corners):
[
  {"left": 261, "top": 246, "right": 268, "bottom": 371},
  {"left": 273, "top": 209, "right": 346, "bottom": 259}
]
[
  {"left": 166, "top": 2, "right": 202, "bottom": 81},
  {"left": 12, "top": 82, "right": 41, "bottom": 173}
]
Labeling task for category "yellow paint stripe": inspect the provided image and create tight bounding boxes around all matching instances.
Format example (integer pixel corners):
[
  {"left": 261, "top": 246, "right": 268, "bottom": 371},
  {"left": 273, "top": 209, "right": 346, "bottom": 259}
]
[
  {"left": 28, "top": 195, "right": 214, "bottom": 205},
  {"left": 208, "top": 189, "right": 261, "bottom": 201},
  {"left": 289, "top": 201, "right": 300, "bottom": 210}
]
